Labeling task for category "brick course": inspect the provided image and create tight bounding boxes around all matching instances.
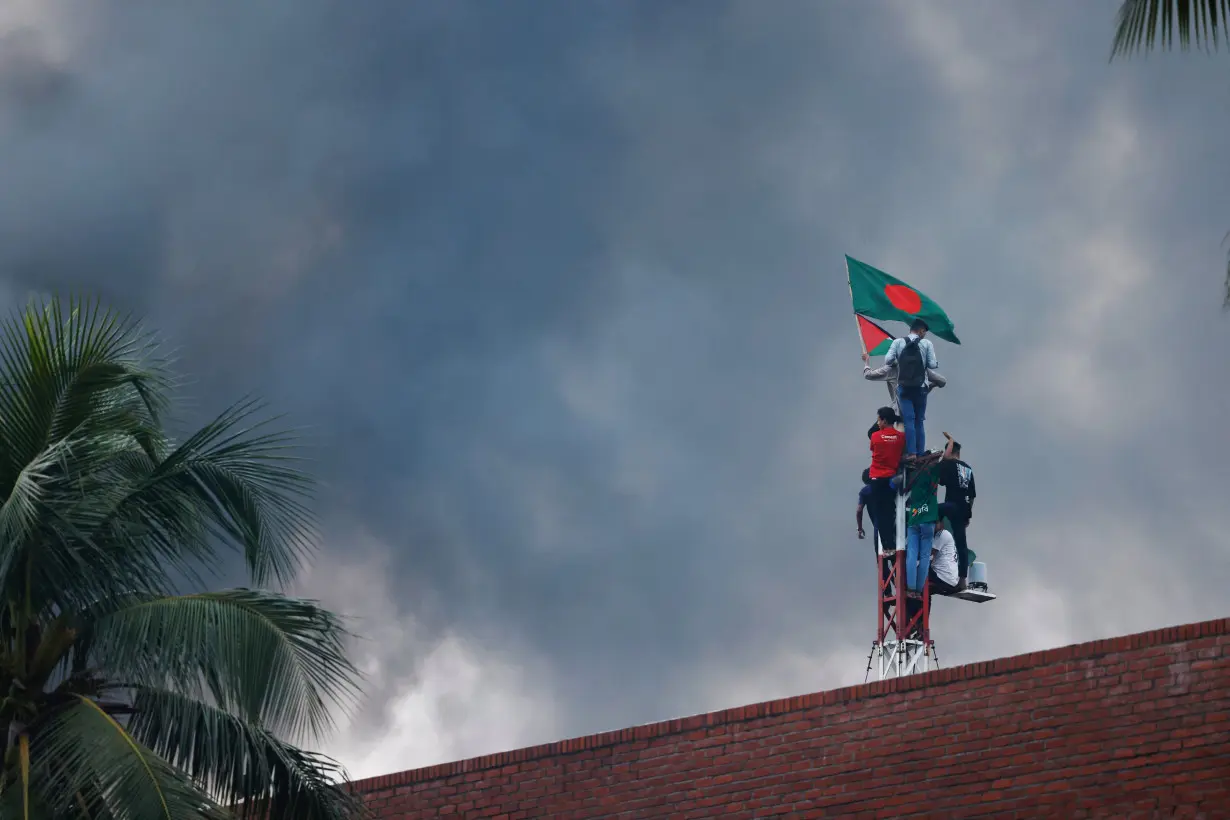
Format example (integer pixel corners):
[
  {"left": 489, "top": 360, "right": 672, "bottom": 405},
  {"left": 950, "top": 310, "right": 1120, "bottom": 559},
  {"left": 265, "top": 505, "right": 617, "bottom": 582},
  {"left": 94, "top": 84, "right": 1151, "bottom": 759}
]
[{"left": 351, "top": 618, "right": 1230, "bottom": 818}]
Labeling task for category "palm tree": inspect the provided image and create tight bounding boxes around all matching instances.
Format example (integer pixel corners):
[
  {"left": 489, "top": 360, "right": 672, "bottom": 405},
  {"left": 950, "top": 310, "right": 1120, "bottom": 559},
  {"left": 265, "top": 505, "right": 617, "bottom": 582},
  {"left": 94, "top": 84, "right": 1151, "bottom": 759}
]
[
  {"left": 0, "top": 297, "right": 364, "bottom": 818},
  {"left": 1110, "top": 0, "right": 1230, "bottom": 308}
]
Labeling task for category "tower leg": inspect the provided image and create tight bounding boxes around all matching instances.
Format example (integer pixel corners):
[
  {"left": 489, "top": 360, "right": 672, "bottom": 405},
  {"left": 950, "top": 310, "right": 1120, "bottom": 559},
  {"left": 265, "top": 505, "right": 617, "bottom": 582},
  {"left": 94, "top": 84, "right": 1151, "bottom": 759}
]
[{"left": 895, "top": 482, "right": 906, "bottom": 645}]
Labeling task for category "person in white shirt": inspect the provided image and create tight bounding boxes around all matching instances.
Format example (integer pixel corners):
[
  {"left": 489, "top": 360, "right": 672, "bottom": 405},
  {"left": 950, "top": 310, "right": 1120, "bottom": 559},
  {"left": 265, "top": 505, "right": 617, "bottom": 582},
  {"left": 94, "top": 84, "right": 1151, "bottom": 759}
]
[{"left": 929, "top": 518, "right": 960, "bottom": 595}]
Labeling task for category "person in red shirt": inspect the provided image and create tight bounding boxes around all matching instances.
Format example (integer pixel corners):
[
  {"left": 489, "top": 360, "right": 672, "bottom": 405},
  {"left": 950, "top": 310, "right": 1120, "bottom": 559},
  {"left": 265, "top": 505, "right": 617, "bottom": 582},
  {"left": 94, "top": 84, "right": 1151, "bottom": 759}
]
[{"left": 867, "top": 406, "right": 905, "bottom": 554}]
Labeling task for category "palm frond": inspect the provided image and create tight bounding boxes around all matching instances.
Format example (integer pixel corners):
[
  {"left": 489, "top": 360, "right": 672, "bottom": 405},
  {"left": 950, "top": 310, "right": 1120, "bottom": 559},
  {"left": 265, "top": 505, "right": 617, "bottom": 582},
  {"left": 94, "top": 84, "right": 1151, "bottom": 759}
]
[
  {"left": 86, "top": 589, "right": 361, "bottom": 743},
  {"left": 0, "top": 439, "right": 186, "bottom": 625},
  {"left": 0, "top": 295, "right": 170, "bottom": 486},
  {"left": 0, "top": 296, "right": 181, "bottom": 619},
  {"left": 128, "top": 688, "right": 366, "bottom": 820},
  {"left": 0, "top": 296, "right": 363, "bottom": 818},
  {"left": 1111, "top": 0, "right": 1230, "bottom": 57},
  {"left": 99, "top": 398, "right": 318, "bottom": 588},
  {"left": 24, "top": 696, "right": 224, "bottom": 819}
]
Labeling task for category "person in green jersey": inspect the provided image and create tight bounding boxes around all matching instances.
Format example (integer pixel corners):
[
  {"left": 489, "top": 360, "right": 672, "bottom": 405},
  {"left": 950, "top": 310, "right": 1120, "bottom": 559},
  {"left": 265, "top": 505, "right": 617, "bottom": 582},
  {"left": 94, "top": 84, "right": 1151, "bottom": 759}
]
[{"left": 905, "top": 456, "right": 943, "bottom": 594}]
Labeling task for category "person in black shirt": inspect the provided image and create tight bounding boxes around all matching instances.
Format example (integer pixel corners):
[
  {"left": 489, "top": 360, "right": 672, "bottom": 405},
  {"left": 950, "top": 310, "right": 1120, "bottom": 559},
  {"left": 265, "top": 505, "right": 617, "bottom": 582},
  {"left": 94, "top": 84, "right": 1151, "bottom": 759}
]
[{"left": 937, "top": 433, "right": 976, "bottom": 591}]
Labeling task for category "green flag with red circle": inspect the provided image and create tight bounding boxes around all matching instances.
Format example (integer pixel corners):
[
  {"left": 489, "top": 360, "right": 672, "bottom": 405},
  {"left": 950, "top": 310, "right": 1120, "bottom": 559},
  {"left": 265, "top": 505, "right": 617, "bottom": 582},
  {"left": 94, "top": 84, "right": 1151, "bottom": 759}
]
[{"left": 846, "top": 255, "right": 961, "bottom": 344}]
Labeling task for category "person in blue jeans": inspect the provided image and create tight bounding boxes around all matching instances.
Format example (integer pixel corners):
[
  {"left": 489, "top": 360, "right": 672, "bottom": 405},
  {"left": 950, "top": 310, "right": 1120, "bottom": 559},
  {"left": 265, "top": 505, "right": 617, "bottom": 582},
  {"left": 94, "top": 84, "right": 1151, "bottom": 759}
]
[
  {"left": 904, "top": 455, "right": 943, "bottom": 594},
  {"left": 882, "top": 318, "right": 939, "bottom": 456}
]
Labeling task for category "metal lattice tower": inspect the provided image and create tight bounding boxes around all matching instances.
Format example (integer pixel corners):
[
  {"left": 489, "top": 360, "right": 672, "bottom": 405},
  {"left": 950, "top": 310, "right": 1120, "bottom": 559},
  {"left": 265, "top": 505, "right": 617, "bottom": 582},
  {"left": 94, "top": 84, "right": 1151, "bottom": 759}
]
[
  {"left": 864, "top": 459, "right": 997, "bottom": 682},
  {"left": 867, "top": 488, "right": 936, "bottom": 681}
]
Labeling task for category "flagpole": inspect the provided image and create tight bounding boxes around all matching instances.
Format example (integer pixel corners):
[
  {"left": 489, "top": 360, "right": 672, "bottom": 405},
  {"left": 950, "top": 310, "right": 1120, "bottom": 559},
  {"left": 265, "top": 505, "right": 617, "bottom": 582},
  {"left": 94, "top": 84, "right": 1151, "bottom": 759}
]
[{"left": 847, "top": 257, "right": 898, "bottom": 412}]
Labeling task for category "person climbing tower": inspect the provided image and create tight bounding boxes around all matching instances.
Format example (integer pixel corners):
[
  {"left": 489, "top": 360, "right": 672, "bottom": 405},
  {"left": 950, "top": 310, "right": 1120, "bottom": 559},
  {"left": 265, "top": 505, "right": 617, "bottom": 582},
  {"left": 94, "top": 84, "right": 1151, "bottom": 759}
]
[
  {"left": 857, "top": 467, "right": 876, "bottom": 547},
  {"left": 882, "top": 318, "right": 939, "bottom": 456},
  {"left": 938, "top": 432, "right": 976, "bottom": 592},
  {"left": 903, "top": 449, "right": 944, "bottom": 594},
  {"left": 866, "top": 406, "right": 904, "bottom": 559},
  {"left": 861, "top": 349, "right": 946, "bottom": 397}
]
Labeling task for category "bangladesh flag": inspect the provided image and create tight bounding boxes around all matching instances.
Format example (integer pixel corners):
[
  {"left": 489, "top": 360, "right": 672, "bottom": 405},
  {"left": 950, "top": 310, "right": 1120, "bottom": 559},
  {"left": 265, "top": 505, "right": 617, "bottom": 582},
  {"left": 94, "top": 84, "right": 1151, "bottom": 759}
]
[
  {"left": 846, "top": 255, "right": 961, "bottom": 344},
  {"left": 857, "top": 315, "right": 895, "bottom": 356}
]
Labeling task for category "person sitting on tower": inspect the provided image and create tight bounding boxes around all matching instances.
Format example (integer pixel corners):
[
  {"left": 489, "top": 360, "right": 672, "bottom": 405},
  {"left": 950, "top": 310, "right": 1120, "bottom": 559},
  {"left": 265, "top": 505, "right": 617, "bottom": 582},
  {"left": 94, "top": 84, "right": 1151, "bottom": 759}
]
[
  {"left": 867, "top": 406, "right": 905, "bottom": 557},
  {"left": 928, "top": 518, "right": 961, "bottom": 595},
  {"left": 937, "top": 432, "right": 976, "bottom": 593},
  {"left": 880, "top": 318, "right": 939, "bottom": 457},
  {"left": 903, "top": 516, "right": 958, "bottom": 631}
]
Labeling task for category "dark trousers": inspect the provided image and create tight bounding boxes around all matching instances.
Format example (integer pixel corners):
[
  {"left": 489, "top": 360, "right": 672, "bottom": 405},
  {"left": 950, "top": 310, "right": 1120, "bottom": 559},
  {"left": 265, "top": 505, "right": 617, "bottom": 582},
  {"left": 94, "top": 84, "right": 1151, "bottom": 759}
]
[
  {"left": 939, "top": 501, "right": 970, "bottom": 580},
  {"left": 928, "top": 568, "right": 960, "bottom": 595},
  {"left": 868, "top": 478, "right": 898, "bottom": 554}
]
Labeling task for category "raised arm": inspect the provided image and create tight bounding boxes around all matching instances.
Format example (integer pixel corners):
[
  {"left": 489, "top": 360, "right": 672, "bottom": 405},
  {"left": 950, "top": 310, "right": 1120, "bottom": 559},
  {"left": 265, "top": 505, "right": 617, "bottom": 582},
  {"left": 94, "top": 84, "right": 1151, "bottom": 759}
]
[{"left": 863, "top": 362, "right": 896, "bottom": 381}]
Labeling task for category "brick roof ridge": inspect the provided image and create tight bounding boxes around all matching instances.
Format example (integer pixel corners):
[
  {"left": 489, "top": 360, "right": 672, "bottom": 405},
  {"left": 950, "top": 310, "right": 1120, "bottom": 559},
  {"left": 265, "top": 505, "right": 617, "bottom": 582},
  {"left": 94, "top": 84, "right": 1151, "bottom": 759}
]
[{"left": 346, "top": 615, "right": 1230, "bottom": 794}]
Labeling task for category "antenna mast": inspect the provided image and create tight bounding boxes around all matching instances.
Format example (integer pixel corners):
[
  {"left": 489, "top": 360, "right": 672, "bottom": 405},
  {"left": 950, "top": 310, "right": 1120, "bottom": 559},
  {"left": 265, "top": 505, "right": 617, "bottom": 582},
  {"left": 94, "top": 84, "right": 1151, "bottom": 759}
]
[
  {"left": 868, "top": 480, "right": 934, "bottom": 680},
  {"left": 866, "top": 462, "right": 996, "bottom": 682}
]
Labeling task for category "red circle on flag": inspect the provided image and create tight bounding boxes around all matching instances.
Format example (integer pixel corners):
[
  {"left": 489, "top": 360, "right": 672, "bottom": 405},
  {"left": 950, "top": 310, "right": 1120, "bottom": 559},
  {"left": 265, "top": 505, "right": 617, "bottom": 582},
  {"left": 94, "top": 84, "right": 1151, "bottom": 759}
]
[{"left": 885, "top": 284, "right": 922, "bottom": 313}]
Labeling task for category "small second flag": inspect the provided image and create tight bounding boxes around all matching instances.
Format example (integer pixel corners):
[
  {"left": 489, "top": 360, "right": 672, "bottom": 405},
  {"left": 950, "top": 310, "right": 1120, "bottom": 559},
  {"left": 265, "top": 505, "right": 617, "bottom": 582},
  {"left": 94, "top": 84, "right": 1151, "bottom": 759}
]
[{"left": 857, "top": 315, "right": 895, "bottom": 357}]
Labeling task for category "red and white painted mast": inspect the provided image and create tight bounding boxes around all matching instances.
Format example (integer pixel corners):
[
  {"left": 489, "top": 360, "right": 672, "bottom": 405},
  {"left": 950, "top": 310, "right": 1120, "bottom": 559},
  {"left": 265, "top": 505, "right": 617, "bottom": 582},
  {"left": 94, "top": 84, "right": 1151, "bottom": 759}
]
[
  {"left": 867, "top": 466, "right": 996, "bottom": 681},
  {"left": 869, "top": 486, "right": 934, "bottom": 680}
]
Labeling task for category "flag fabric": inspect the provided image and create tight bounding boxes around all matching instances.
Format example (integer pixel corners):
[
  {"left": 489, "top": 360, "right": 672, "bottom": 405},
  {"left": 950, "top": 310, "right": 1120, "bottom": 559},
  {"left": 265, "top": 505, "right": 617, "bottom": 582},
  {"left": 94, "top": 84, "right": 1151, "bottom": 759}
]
[
  {"left": 857, "top": 314, "right": 895, "bottom": 356},
  {"left": 846, "top": 255, "right": 961, "bottom": 344}
]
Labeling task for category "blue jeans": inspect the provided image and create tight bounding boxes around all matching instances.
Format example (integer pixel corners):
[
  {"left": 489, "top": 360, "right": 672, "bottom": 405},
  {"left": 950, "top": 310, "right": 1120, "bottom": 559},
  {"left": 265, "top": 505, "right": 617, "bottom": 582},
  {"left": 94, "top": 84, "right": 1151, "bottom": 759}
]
[
  {"left": 907, "top": 524, "right": 933, "bottom": 592},
  {"left": 897, "top": 385, "right": 928, "bottom": 455}
]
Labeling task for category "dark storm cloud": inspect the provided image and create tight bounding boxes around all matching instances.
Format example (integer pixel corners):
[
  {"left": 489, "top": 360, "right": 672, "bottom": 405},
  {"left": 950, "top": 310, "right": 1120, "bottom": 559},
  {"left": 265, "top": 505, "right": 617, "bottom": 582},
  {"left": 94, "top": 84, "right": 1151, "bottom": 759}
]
[{"left": 2, "top": 0, "right": 1228, "bottom": 760}]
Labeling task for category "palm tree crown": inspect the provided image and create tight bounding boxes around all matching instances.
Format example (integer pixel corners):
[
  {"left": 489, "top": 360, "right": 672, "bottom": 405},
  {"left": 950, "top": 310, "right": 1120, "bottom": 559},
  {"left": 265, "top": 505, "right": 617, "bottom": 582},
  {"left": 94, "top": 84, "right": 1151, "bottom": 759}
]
[{"left": 0, "top": 297, "right": 363, "bottom": 818}]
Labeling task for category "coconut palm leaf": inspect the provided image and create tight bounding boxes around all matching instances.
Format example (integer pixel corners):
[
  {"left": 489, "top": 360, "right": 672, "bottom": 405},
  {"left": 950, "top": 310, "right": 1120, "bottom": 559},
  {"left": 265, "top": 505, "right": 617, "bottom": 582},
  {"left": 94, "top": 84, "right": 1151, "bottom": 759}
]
[
  {"left": 0, "top": 299, "right": 177, "bottom": 616},
  {"left": 99, "top": 398, "right": 318, "bottom": 589},
  {"left": 1111, "top": 0, "right": 1230, "bottom": 56},
  {"left": 0, "top": 296, "right": 365, "bottom": 818},
  {"left": 13, "top": 696, "right": 225, "bottom": 820},
  {"left": 85, "top": 589, "right": 359, "bottom": 742},
  {"left": 0, "top": 296, "right": 168, "bottom": 482},
  {"left": 127, "top": 688, "right": 362, "bottom": 819}
]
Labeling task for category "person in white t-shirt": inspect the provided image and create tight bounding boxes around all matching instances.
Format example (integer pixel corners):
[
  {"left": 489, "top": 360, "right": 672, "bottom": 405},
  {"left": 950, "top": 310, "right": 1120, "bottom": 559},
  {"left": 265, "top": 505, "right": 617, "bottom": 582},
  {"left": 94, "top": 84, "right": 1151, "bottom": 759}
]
[{"left": 929, "top": 519, "right": 960, "bottom": 595}]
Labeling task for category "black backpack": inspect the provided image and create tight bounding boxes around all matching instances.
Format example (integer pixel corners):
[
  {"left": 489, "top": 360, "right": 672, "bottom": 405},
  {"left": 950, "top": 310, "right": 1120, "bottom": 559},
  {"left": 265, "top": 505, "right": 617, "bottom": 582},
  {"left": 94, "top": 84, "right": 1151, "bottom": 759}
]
[{"left": 897, "top": 337, "right": 926, "bottom": 387}]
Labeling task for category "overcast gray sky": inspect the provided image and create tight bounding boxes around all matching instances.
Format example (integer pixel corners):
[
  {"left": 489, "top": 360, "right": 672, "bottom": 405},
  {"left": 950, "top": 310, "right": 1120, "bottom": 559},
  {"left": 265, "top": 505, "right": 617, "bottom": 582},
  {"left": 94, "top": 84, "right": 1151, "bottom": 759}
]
[{"left": 1, "top": 0, "right": 1228, "bottom": 780}]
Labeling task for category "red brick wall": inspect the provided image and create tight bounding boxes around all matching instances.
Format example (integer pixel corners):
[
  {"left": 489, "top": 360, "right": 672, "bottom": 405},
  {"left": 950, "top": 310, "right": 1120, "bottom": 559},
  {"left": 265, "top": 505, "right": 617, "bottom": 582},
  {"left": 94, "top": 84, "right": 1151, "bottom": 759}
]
[{"left": 351, "top": 618, "right": 1230, "bottom": 819}]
